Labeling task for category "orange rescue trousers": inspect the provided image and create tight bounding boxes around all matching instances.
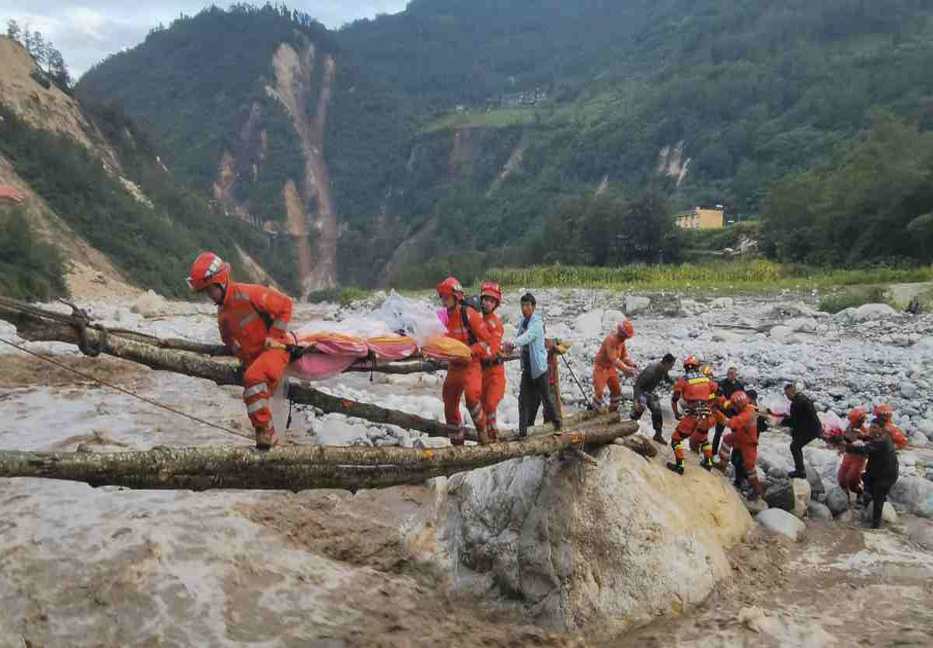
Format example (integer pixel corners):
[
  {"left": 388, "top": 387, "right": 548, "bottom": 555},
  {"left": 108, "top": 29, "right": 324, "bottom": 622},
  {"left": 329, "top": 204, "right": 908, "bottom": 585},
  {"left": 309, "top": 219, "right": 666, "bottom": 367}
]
[
  {"left": 482, "top": 364, "right": 506, "bottom": 442},
  {"left": 671, "top": 411, "right": 715, "bottom": 469},
  {"left": 242, "top": 348, "right": 290, "bottom": 445},
  {"left": 443, "top": 360, "right": 488, "bottom": 445},
  {"left": 592, "top": 365, "right": 622, "bottom": 411}
]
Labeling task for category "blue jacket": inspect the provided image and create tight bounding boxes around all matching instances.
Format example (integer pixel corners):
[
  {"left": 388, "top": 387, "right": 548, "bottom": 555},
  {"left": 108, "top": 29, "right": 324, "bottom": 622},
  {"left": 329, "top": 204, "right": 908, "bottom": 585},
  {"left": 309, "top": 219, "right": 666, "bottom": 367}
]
[{"left": 513, "top": 311, "right": 547, "bottom": 379}]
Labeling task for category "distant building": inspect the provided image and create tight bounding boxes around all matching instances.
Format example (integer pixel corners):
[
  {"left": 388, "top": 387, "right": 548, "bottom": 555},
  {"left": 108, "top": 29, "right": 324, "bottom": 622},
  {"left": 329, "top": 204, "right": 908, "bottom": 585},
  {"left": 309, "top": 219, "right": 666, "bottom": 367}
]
[{"left": 675, "top": 205, "right": 724, "bottom": 229}]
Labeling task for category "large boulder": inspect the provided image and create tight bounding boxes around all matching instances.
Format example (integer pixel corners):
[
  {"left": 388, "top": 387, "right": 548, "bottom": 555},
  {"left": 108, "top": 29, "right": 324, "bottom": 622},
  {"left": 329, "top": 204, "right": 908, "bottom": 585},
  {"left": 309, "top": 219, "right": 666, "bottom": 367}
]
[
  {"left": 825, "top": 486, "right": 850, "bottom": 517},
  {"left": 807, "top": 501, "right": 833, "bottom": 522},
  {"left": 889, "top": 477, "right": 933, "bottom": 518},
  {"left": 623, "top": 296, "right": 651, "bottom": 315},
  {"left": 764, "top": 478, "right": 810, "bottom": 517},
  {"left": 908, "top": 523, "right": 933, "bottom": 549},
  {"left": 861, "top": 502, "right": 898, "bottom": 525},
  {"left": 756, "top": 509, "right": 806, "bottom": 541},
  {"left": 601, "top": 309, "right": 627, "bottom": 330},
  {"left": 854, "top": 303, "right": 896, "bottom": 322},
  {"left": 769, "top": 326, "right": 796, "bottom": 344},
  {"left": 129, "top": 289, "right": 169, "bottom": 318},
  {"left": 435, "top": 446, "right": 753, "bottom": 631},
  {"left": 574, "top": 310, "right": 604, "bottom": 339}
]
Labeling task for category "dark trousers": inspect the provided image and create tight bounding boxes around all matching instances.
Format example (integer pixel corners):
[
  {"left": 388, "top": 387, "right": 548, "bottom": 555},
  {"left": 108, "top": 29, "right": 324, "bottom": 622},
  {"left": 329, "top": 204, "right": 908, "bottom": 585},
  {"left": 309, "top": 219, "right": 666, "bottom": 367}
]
[
  {"left": 713, "top": 422, "right": 725, "bottom": 454},
  {"left": 864, "top": 476, "right": 895, "bottom": 529},
  {"left": 732, "top": 448, "right": 747, "bottom": 487},
  {"left": 790, "top": 435, "right": 815, "bottom": 475},
  {"left": 631, "top": 393, "right": 663, "bottom": 432},
  {"left": 519, "top": 371, "right": 560, "bottom": 436}
]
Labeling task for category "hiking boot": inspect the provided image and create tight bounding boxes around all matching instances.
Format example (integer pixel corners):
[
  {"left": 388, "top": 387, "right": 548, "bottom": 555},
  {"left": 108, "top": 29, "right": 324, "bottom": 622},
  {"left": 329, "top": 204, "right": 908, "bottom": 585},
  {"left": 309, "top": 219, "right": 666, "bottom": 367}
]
[
  {"left": 700, "top": 458, "right": 714, "bottom": 472},
  {"left": 652, "top": 431, "right": 666, "bottom": 444},
  {"left": 666, "top": 462, "right": 684, "bottom": 475}
]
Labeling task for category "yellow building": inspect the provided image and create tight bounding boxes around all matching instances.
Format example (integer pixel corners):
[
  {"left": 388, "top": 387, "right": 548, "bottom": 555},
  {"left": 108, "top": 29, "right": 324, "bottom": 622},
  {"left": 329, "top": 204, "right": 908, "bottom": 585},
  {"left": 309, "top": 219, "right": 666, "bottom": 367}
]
[{"left": 676, "top": 206, "right": 724, "bottom": 229}]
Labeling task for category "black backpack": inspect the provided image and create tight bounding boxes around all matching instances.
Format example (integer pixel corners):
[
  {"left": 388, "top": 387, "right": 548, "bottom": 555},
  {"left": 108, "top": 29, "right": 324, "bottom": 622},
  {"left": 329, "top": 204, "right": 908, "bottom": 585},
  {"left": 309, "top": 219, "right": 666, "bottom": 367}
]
[{"left": 459, "top": 296, "right": 483, "bottom": 345}]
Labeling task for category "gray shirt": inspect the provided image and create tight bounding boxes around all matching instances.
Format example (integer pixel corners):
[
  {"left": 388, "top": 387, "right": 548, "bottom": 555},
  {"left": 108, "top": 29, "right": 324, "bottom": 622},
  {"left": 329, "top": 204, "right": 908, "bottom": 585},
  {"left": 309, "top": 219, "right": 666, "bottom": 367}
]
[{"left": 633, "top": 362, "right": 673, "bottom": 401}]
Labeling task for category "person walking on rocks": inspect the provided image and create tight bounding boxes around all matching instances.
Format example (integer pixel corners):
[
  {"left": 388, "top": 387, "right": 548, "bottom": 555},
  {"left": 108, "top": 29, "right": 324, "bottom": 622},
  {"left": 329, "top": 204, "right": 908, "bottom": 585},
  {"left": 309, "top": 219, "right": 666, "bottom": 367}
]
[
  {"left": 715, "top": 390, "right": 765, "bottom": 500},
  {"left": 591, "top": 318, "right": 638, "bottom": 412},
  {"left": 504, "top": 293, "right": 561, "bottom": 438},
  {"left": 188, "top": 252, "right": 293, "bottom": 450},
  {"left": 837, "top": 407, "right": 870, "bottom": 500},
  {"left": 771, "top": 382, "right": 821, "bottom": 479},
  {"left": 479, "top": 282, "right": 506, "bottom": 441},
  {"left": 668, "top": 355, "right": 718, "bottom": 474},
  {"left": 712, "top": 366, "right": 745, "bottom": 455},
  {"left": 436, "top": 276, "right": 495, "bottom": 445},
  {"left": 630, "top": 353, "right": 675, "bottom": 444},
  {"left": 845, "top": 420, "right": 899, "bottom": 529}
]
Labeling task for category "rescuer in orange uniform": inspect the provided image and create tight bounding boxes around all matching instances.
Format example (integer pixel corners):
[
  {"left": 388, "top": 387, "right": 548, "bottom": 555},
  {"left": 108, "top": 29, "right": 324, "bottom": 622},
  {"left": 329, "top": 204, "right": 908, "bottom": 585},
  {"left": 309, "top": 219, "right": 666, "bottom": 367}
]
[
  {"left": 837, "top": 407, "right": 870, "bottom": 498},
  {"left": 872, "top": 403, "right": 909, "bottom": 450},
  {"left": 715, "top": 390, "right": 764, "bottom": 500},
  {"left": 591, "top": 319, "right": 638, "bottom": 412},
  {"left": 668, "top": 355, "right": 718, "bottom": 474},
  {"left": 436, "top": 277, "right": 494, "bottom": 445},
  {"left": 479, "top": 282, "right": 506, "bottom": 442},
  {"left": 187, "top": 252, "right": 293, "bottom": 450}
]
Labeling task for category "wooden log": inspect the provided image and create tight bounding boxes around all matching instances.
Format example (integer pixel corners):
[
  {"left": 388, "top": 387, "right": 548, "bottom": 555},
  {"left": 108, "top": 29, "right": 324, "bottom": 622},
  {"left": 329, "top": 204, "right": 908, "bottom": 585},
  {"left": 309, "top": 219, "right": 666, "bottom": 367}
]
[
  {"left": 1, "top": 311, "right": 616, "bottom": 441},
  {"left": 0, "top": 422, "right": 638, "bottom": 492}
]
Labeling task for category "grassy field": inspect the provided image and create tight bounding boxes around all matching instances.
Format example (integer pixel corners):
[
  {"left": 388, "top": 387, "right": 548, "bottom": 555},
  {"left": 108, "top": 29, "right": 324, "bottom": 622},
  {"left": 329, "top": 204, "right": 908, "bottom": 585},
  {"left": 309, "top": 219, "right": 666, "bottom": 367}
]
[
  {"left": 422, "top": 108, "right": 536, "bottom": 133},
  {"left": 484, "top": 260, "right": 933, "bottom": 294}
]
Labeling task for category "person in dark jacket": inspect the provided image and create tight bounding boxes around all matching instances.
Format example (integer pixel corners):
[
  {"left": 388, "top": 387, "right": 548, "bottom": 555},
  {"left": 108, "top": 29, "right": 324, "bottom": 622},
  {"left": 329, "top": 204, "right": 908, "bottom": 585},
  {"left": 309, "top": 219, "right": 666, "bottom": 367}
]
[
  {"left": 846, "top": 422, "right": 899, "bottom": 528},
  {"left": 630, "top": 353, "right": 676, "bottom": 444},
  {"left": 712, "top": 366, "right": 745, "bottom": 455},
  {"left": 770, "top": 382, "right": 821, "bottom": 478}
]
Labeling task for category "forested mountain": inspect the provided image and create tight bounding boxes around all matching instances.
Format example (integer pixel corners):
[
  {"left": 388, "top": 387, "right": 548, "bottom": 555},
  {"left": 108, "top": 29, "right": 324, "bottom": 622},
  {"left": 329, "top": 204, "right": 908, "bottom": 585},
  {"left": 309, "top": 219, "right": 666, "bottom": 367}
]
[{"left": 76, "top": 0, "right": 933, "bottom": 289}]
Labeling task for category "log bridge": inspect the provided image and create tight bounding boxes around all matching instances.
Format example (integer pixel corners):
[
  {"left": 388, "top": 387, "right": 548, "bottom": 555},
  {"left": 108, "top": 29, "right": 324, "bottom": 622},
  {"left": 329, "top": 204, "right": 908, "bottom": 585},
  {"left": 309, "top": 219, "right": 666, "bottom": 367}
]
[{"left": 0, "top": 298, "right": 638, "bottom": 492}]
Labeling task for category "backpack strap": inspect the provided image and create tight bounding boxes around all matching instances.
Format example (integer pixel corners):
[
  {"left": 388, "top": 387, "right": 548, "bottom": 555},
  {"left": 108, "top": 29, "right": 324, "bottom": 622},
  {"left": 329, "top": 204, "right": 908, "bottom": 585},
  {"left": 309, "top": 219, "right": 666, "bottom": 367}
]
[{"left": 460, "top": 302, "right": 478, "bottom": 346}]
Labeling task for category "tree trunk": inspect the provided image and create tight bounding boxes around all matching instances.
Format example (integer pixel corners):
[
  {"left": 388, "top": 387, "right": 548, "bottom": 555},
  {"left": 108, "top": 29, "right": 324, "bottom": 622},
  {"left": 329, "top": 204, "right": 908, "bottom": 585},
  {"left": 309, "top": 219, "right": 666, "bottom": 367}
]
[{"left": 0, "top": 422, "right": 638, "bottom": 492}]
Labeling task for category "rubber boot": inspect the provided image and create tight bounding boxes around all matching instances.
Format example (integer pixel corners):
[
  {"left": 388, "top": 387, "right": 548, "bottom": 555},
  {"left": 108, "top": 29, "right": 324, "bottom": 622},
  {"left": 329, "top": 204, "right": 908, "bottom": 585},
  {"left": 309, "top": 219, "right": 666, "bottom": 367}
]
[
  {"left": 667, "top": 439, "right": 685, "bottom": 475},
  {"left": 699, "top": 442, "right": 714, "bottom": 471},
  {"left": 255, "top": 425, "right": 279, "bottom": 451}
]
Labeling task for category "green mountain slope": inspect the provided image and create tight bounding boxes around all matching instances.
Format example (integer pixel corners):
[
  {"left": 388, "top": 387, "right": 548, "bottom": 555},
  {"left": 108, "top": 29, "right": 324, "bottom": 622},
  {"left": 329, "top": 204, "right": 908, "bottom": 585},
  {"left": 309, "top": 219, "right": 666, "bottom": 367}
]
[{"left": 76, "top": 0, "right": 933, "bottom": 288}]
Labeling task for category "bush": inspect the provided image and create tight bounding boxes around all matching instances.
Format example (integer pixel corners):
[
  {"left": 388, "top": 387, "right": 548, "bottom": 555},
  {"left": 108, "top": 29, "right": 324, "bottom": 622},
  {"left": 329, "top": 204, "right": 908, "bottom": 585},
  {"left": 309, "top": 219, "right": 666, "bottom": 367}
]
[
  {"left": 818, "top": 286, "right": 891, "bottom": 313},
  {"left": 0, "top": 207, "right": 68, "bottom": 300},
  {"left": 306, "top": 286, "right": 371, "bottom": 305}
]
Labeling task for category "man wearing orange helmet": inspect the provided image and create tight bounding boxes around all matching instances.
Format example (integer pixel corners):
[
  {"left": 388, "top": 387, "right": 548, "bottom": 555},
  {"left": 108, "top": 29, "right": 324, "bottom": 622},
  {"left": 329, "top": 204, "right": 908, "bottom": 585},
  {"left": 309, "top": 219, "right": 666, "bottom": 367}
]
[
  {"left": 871, "top": 403, "right": 909, "bottom": 450},
  {"left": 668, "top": 355, "right": 718, "bottom": 474},
  {"left": 837, "top": 407, "right": 871, "bottom": 499},
  {"left": 187, "top": 252, "right": 293, "bottom": 450},
  {"left": 714, "top": 390, "right": 764, "bottom": 500},
  {"left": 591, "top": 318, "right": 638, "bottom": 413},
  {"left": 436, "top": 276, "right": 494, "bottom": 445},
  {"left": 479, "top": 282, "right": 506, "bottom": 441}
]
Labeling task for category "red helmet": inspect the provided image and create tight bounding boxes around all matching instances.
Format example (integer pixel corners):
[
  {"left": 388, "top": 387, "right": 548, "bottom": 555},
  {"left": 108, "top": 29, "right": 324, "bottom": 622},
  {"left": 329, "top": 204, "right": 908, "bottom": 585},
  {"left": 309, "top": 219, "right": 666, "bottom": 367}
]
[
  {"left": 616, "top": 318, "right": 634, "bottom": 339},
  {"left": 847, "top": 407, "right": 867, "bottom": 427},
  {"left": 436, "top": 276, "right": 464, "bottom": 300},
  {"left": 187, "top": 252, "right": 230, "bottom": 292},
  {"left": 730, "top": 391, "right": 750, "bottom": 410},
  {"left": 683, "top": 355, "right": 700, "bottom": 369},
  {"left": 872, "top": 404, "right": 893, "bottom": 422},
  {"left": 481, "top": 281, "right": 502, "bottom": 305}
]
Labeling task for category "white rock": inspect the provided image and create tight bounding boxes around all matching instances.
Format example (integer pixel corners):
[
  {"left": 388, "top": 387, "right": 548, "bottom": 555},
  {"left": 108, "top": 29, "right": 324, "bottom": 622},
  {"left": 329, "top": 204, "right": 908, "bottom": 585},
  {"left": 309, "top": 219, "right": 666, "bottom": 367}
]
[
  {"left": 574, "top": 310, "right": 604, "bottom": 339},
  {"left": 854, "top": 303, "right": 897, "bottom": 322},
  {"left": 861, "top": 502, "right": 898, "bottom": 525},
  {"left": 908, "top": 523, "right": 933, "bottom": 549},
  {"left": 889, "top": 476, "right": 933, "bottom": 518},
  {"left": 711, "top": 297, "right": 734, "bottom": 310},
  {"left": 437, "top": 446, "right": 753, "bottom": 630},
  {"left": 901, "top": 383, "right": 919, "bottom": 399},
  {"left": 808, "top": 501, "right": 833, "bottom": 522},
  {"left": 712, "top": 331, "right": 742, "bottom": 344},
  {"left": 129, "top": 289, "right": 169, "bottom": 318},
  {"left": 414, "top": 436, "right": 452, "bottom": 449},
  {"left": 769, "top": 326, "right": 795, "bottom": 343},
  {"left": 623, "top": 296, "right": 652, "bottom": 315},
  {"left": 912, "top": 337, "right": 933, "bottom": 352},
  {"left": 756, "top": 508, "right": 806, "bottom": 541},
  {"left": 601, "top": 309, "right": 627, "bottom": 330},
  {"left": 785, "top": 317, "right": 817, "bottom": 333}
]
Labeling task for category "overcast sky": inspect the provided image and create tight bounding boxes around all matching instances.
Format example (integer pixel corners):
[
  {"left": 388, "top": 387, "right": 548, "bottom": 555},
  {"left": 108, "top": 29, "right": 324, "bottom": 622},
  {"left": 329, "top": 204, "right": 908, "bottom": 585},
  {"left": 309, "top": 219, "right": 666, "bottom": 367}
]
[{"left": 1, "top": 1, "right": 409, "bottom": 79}]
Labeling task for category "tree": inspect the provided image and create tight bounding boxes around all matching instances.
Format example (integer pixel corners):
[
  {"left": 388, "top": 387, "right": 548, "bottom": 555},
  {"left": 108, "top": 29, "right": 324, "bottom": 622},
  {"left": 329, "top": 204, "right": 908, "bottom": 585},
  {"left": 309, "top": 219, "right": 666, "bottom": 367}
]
[
  {"left": 47, "top": 47, "right": 72, "bottom": 90},
  {"left": 31, "top": 31, "right": 47, "bottom": 69},
  {"left": 6, "top": 19, "right": 20, "bottom": 41}
]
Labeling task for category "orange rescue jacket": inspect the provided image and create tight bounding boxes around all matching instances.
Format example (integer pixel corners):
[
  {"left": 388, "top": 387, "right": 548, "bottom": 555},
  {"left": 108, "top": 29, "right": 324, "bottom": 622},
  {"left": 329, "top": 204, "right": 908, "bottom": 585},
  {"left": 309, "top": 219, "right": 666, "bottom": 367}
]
[
  {"left": 218, "top": 281, "right": 293, "bottom": 364},
  {"left": 446, "top": 303, "right": 493, "bottom": 364},
  {"left": 595, "top": 334, "right": 630, "bottom": 371}
]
